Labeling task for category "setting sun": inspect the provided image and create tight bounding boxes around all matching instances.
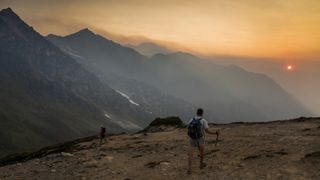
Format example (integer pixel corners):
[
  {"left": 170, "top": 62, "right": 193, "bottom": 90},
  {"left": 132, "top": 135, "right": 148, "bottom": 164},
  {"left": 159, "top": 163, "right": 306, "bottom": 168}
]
[{"left": 287, "top": 65, "right": 293, "bottom": 71}]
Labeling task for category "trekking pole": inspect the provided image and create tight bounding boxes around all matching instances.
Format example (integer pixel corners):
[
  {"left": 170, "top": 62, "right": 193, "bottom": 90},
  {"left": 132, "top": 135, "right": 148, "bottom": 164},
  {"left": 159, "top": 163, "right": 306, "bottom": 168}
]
[{"left": 215, "top": 130, "right": 219, "bottom": 146}]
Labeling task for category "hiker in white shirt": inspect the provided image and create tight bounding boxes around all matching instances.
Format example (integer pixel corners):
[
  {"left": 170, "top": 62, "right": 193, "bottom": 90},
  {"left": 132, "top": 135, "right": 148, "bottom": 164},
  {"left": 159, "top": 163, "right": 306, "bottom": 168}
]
[{"left": 187, "top": 108, "right": 219, "bottom": 174}]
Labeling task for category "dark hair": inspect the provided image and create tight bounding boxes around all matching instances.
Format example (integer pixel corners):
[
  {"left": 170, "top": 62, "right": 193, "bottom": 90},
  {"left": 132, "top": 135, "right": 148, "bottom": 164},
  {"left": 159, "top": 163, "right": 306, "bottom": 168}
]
[{"left": 196, "top": 108, "right": 203, "bottom": 116}]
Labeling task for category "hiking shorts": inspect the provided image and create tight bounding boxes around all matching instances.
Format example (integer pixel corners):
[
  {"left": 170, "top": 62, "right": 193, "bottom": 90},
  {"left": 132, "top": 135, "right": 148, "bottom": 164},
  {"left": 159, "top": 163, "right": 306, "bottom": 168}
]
[{"left": 189, "top": 137, "right": 205, "bottom": 148}]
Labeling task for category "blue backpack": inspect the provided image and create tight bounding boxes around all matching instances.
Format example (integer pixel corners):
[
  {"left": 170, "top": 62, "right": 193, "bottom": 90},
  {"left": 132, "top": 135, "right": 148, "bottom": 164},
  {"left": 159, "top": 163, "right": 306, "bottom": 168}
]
[{"left": 188, "top": 118, "right": 203, "bottom": 139}]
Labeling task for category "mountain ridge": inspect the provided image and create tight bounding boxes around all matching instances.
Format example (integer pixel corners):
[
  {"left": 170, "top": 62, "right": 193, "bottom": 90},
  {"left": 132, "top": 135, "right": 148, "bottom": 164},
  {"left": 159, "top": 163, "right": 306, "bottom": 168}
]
[{"left": 126, "top": 42, "right": 172, "bottom": 57}]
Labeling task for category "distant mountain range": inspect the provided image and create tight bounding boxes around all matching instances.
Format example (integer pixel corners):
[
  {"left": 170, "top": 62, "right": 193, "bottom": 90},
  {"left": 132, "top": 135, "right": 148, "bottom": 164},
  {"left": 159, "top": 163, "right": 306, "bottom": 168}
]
[
  {"left": 0, "top": 8, "right": 312, "bottom": 156},
  {"left": 126, "top": 42, "right": 172, "bottom": 57},
  {"left": 47, "top": 28, "right": 311, "bottom": 122},
  {"left": 207, "top": 55, "right": 320, "bottom": 116}
]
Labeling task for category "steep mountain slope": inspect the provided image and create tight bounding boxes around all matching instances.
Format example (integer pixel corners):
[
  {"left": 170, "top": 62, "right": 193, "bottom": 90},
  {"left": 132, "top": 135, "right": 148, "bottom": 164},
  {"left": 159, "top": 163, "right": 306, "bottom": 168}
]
[
  {"left": 0, "top": 8, "right": 151, "bottom": 155},
  {"left": 48, "top": 30, "right": 311, "bottom": 122},
  {"left": 101, "top": 75, "right": 195, "bottom": 120},
  {"left": 126, "top": 42, "right": 172, "bottom": 57},
  {"left": 47, "top": 30, "right": 196, "bottom": 121}
]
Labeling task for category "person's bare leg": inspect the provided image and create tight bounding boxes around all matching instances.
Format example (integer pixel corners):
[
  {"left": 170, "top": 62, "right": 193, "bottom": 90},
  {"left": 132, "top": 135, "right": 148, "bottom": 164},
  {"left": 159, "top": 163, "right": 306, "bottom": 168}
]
[
  {"left": 188, "top": 147, "right": 194, "bottom": 173},
  {"left": 199, "top": 145, "right": 206, "bottom": 169}
]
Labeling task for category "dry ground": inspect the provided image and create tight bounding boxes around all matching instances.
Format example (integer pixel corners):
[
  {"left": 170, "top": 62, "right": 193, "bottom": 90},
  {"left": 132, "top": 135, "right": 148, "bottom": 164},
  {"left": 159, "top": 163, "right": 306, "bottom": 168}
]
[{"left": 1, "top": 119, "right": 319, "bottom": 180}]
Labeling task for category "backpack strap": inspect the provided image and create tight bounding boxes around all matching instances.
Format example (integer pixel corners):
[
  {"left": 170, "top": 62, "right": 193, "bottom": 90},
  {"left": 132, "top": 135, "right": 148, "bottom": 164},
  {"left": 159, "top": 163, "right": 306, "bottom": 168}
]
[
  {"left": 193, "top": 117, "right": 202, "bottom": 121},
  {"left": 189, "top": 117, "right": 202, "bottom": 125},
  {"left": 190, "top": 117, "right": 202, "bottom": 126}
]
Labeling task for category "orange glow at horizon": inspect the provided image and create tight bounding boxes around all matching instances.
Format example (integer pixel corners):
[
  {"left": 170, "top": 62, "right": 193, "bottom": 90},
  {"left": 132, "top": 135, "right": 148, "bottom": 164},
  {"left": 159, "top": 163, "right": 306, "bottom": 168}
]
[{"left": 1, "top": 0, "right": 320, "bottom": 60}]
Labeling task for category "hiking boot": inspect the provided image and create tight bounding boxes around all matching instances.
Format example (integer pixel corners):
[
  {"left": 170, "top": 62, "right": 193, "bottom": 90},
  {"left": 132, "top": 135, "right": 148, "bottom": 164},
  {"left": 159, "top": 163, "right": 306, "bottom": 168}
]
[
  {"left": 187, "top": 170, "right": 192, "bottom": 175},
  {"left": 199, "top": 163, "right": 207, "bottom": 169}
]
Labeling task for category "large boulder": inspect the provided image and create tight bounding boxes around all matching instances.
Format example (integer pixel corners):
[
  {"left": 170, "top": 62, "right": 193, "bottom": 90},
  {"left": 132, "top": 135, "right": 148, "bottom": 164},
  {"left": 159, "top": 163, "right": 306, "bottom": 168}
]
[{"left": 143, "top": 117, "right": 185, "bottom": 133}]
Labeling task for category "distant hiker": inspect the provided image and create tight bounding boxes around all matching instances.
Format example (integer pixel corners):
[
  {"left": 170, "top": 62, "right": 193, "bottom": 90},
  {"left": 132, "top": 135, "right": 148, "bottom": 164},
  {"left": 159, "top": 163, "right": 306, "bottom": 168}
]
[
  {"left": 187, "top": 108, "right": 219, "bottom": 174},
  {"left": 99, "top": 126, "right": 106, "bottom": 144}
]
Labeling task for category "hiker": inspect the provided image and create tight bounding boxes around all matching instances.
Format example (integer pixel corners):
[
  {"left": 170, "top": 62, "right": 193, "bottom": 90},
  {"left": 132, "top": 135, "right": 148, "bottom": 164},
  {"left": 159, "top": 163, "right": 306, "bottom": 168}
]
[
  {"left": 187, "top": 108, "right": 219, "bottom": 174},
  {"left": 99, "top": 126, "right": 106, "bottom": 144}
]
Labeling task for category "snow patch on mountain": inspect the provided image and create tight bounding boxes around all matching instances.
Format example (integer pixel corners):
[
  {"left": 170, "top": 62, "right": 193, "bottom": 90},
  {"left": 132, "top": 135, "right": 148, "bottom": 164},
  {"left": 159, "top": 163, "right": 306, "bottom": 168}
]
[
  {"left": 67, "top": 51, "right": 85, "bottom": 60},
  {"left": 109, "top": 118, "right": 142, "bottom": 130},
  {"left": 104, "top": 113, "right": 111, "bottom": 119},
  {"left": 116, "top": 90, "right": 139, "bottom": 106}
]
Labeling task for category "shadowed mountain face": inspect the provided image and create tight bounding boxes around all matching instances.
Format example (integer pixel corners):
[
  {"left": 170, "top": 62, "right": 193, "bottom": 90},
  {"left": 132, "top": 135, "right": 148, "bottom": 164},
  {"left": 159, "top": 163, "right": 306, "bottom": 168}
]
[
  {"left": 48, "top": 30, "right": 311, "bottom": 123},
  {"left": 47, "top": 31, "right": 196, "bottom": 121},
  {"left": 125, "top": 42, "right": 172, "bottom": 57},
  {"left": 0, "top": 8, "right": 152, "bottom": 156}
]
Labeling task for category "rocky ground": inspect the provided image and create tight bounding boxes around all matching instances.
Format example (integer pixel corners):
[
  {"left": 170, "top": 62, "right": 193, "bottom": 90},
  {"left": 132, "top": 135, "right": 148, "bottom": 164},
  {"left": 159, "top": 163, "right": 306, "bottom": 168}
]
[{"left": 0, "top": 118, "right": 319, "bottom": 180}]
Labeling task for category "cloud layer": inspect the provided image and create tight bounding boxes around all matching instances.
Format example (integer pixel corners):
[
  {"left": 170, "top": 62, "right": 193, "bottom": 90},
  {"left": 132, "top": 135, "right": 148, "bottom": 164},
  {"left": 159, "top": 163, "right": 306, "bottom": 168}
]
[{"left": 1, "top": 0, "right": 320, "bottom": 59}]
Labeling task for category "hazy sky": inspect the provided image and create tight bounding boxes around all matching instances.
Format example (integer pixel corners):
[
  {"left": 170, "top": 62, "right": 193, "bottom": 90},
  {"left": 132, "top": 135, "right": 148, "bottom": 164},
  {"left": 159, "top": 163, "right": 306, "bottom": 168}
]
[{"left": 1, "top": 0, "right": 320, "bottom": 59}]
